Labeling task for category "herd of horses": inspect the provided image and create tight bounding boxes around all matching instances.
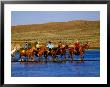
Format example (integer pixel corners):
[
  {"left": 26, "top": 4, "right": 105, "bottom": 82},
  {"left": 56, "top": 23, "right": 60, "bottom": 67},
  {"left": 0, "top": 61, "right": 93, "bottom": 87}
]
[{"left": 11, "top": 42, "right": 89, "bottom": 63}]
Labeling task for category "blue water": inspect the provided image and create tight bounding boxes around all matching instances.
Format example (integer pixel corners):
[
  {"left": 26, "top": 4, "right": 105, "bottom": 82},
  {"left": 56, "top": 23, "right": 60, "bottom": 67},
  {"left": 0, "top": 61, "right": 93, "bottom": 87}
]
[{"left": 11, "top": 49, "right": 100, "bottom": 77}]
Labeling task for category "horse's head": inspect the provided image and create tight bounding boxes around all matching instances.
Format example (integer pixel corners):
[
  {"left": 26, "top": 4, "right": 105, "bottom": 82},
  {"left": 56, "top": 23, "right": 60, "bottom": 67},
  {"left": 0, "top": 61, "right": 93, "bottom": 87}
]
[{"left": 83, "top": 42, "right": 89, "bottom": 50}]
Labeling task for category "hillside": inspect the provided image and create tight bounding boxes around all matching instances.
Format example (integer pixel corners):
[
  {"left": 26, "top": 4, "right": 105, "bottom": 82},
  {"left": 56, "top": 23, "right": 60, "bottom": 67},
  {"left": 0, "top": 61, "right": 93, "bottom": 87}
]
[{"left": 11, "top": 20, "right": 100, "bottom": 49}]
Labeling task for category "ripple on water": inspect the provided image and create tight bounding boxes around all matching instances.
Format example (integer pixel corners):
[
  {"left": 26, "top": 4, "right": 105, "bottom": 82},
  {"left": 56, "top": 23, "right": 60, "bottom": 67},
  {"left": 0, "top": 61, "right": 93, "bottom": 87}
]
[{"left": 11, "top": 50, "right": 100, "bottom": 77}]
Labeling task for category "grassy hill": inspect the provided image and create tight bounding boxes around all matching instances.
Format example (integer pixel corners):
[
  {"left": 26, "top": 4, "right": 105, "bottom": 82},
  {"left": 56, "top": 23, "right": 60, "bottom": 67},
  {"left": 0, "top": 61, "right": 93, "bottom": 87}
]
[{"left": 11, "top": 20, "right": 100, "bottom": 49}]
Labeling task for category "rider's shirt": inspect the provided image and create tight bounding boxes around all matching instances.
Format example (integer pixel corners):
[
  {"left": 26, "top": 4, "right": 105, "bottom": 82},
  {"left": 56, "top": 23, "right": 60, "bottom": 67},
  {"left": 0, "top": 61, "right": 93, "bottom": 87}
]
[
  {"left": 36, "top": 44, "right": 40, "bottom": 48},
  {"left": 46, "top": 44, "right": 54, "bottom": 49}
]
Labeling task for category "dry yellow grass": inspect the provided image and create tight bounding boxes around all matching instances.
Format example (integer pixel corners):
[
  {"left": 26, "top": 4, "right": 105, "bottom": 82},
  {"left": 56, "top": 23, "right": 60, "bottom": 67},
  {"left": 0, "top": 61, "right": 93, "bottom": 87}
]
[{"left": 11, "top": 20, "right": 100, "bottom": 49}]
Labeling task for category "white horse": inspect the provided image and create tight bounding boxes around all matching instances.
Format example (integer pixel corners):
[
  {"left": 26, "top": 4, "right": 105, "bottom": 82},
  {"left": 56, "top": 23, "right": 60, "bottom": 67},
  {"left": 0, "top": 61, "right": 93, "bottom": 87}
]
[
  {"left": 11, "top": 47, "right": 17, "bottom": 55},
  {"left": 11, "top": 44, "right": 21, "bottom": 59}
]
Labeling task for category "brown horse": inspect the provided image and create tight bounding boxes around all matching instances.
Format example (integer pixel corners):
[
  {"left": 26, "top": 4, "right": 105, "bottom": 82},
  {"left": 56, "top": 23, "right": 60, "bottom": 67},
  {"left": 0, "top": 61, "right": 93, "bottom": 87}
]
[
  {"left": 49, "top": 44, "right": 68, "bottom": 62},
  {"left": 47, "top": 47, "right": 59, "bottom": 62},
  {"left": 69, "top": 42, "right": 89, "bottom": 63},
  {"left": 19, "top": 46, "right": 36, "bottom": 61},
  {"left": 57, "top": 46, "right": 67, "bottom": 59},
  {"left": 36, "top": 46, "right": 48, "bottom": 63}
]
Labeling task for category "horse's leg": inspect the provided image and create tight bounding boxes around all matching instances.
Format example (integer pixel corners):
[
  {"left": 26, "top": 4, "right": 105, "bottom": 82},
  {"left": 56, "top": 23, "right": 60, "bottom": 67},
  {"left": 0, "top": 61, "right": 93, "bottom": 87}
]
[
  {"left": 44, "top": 51, "right": 48, "bottom": 63},
  {"left": 71, "top": 54, "right": 73, "bottom": 63},
  {"left": 52, "top": 54, "right": 54, "bottom": 62},
  {"left": 60, "top": 53, "right": 63, "bottom": 60},
  {"left": 20, "top": 55, "right": 26, "bottom": 64},
  {"left": 19, "top": 54, "right": 22, "bottom": 61},
  {"left": 27, "top": 55, "right": 29, "bottom": 61},
  {"left": 51, "top": 53, "right": 55, "bottom": 62},
  {"left": 62, "top": 53, "right": 66, "bottom": 63},
  {"left": 80, "top": 52, "right": 84, "bottom": 63},
  {"left": 38, "top": 53, "right": 43, "bottom": 63},
  {"left": 45, "top": 55, "right": 48, "bottom": 63},
  {"left": 78, "top": 52, "right": 84, "bottom": 63},
  {"left": 52, "top": 52, "right": 58, "bottom": 62},
  {"left": 29, "top": 53, "right": 33, "bottom": 61},
  {"left": 38, "top": 57, "right": 41, "bottom": 63},
  {"left": 54, "top": 53, "right": 58, "bottom": 62},
  {"left": 20, "top": 55, "right": 25, "bottom": 62},
  {"left": 19, "top": 52, "right": 22, "bottom": 60},
  {"left": 64, "top": 52, "right": 66, "bottom": 60},
  {"left": 34, "top": 51, "right": 38, "bottom": 57},
  {"left": 50, "top": 51, "right": 56, "bottom": 62},
  {"left": 29, "top": 55, "right": 31, "bottom": 61},
  {"left": 19, "top": 53, "right": 24, "bottom": 62},
  {"left": 11, "top": 52, "right": 16, "bottom": 61},
  {"left": 70, "top": 52, "right": 74, "bottom": 63},
  {"left": 46, "top": 51, "right": 48, "bottom": 63},
  {"left": 61, "top": 52, "right": 66, "bottom": 62},
  {"left": 28, "top": 53, "right": 31, "bottom": 61},
  {"left": 59, "top": 54, "right": 62, "bottom": 62},
  {"left": 54, "top": 54, "right": 58, "bottom": 61},
  {"left": 31, "top": 53, "right": 34, "bottom": 61}
]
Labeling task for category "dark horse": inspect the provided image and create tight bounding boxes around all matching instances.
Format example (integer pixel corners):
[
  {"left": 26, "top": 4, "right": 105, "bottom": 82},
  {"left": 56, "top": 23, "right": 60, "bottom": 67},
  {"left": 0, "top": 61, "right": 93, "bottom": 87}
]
[
  {"left": 46, "top": 44, "right": 68, "bottom": 62},
  {"left": 69, "top": 42, "right": 89, "bottom": 63}
]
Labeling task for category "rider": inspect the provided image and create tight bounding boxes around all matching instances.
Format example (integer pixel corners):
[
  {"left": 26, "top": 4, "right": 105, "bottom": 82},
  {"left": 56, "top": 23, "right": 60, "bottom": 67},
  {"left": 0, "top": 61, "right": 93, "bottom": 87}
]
[
  {"left": 74, "top": 40, "right": 81, "bottom": 52},
  {"left": 58, "top": 41, "right": 65, "bottom": 49},
  {"left": 24, "top": 42, "right": 29, "bottom": 50},
  {"left": 46, "top": 41, "right": 54, "bottom": 51},
  {"left": 35, "top": 41, "right": 40, "bottom": 50}
]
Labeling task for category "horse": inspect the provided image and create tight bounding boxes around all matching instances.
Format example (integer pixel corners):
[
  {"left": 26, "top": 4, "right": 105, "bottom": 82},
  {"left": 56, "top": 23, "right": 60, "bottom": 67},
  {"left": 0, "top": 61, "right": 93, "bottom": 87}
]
[
  {"left": 46, "top": 47, "right": 59, "bottom": 62},
  {"left": 36, "top": 45, "right": 48, "bottom": 63},
  {"left": 47, "top": 44, "right": 68, "bottom": 62},
  {"left": 19, "top": 46, "right": 36, "bottom": 61},
  {"left": 11, "top": 47, "right": 17, "bottom": 60},
  {"left": 11, "top": 44, "right": 21, "bottom": 61},
  {"left": 79, "top": 42, "right": 89, "bottom": 60},
  {"left": 68, "top": 42, "right": 89, "bottom": 63},
  {"left": 57, "top": 45, "right": 67, "bottom": 59}
]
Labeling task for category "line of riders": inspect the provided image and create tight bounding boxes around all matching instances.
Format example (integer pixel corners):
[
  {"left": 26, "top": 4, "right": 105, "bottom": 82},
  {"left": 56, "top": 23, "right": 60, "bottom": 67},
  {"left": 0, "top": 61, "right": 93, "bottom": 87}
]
[{"left": 11, "top": 40, "right": 89, "bottom": 63}]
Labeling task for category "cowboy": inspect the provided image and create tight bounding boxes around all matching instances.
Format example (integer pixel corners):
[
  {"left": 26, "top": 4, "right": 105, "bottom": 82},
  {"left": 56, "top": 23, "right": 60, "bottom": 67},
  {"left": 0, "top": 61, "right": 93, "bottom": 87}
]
[
  {"left": 35, "top": 41, "right": 40, "bottom": 50},
  {"left": 24, "top": 42, "right": 29, "bottom": 50},
  {"left": 74, "top": 40, "right": 81, "bottom": 52},
  {"left": 58, "top": 41, "right": 65, "bottom": 48},
  {"left": 46, "top": 41, "right": 54, "bottom": 49}
]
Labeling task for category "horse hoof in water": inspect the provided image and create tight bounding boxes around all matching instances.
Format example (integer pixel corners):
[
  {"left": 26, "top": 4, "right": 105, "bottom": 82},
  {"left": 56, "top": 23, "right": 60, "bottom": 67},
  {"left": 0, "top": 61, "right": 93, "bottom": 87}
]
[
  {"left": 76, "top": 61, "right": 81, "bottom": 64},
  {"left": 70, "top": 61, "right": 74, "bottom": 63}
]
